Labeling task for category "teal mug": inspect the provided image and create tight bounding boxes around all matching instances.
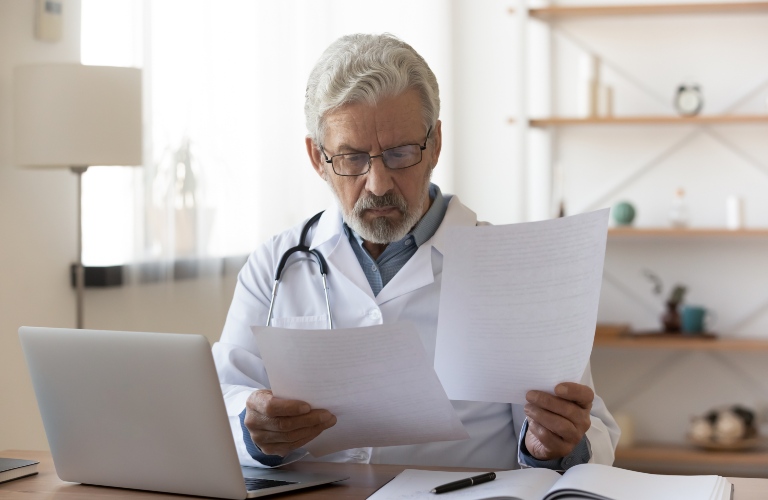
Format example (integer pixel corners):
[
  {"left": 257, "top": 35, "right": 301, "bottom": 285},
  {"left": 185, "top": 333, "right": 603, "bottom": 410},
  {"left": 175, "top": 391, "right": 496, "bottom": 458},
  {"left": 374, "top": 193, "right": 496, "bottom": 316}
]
[{"left": 681, "top": 305, "right": 715, "bottom": 335}]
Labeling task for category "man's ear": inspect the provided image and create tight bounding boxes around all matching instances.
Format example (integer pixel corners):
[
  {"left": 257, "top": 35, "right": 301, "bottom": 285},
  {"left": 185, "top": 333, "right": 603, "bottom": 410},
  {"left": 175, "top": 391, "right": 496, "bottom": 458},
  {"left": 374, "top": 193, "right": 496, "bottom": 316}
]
[
  {"left": 429, "top": 120, "right": 442, "bottom": 170},
  {"left": 306, "top": 136, "right": 327, "bottom": 180}
]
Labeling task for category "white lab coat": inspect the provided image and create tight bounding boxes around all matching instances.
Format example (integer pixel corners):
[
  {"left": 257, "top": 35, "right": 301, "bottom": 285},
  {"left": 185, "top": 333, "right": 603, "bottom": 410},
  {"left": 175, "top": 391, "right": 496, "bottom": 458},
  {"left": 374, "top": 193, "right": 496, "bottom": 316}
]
[{"left": 212, "top": 194, "right": 620, "bottom": 469}]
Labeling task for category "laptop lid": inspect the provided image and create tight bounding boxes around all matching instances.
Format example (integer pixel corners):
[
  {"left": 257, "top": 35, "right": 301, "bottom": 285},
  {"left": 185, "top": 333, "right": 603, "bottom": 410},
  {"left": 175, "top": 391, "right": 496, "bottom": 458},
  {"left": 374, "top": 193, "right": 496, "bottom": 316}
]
[{"left": 19, "top": 326, "right": 346, "bottom": 499}]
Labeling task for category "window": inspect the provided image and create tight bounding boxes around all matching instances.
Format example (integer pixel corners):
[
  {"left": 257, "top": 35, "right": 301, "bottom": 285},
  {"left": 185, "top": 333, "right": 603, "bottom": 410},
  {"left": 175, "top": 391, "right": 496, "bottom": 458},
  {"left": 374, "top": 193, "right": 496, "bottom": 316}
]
[{"left": 81, "top": 0, "right": 453, "bottom": 268}]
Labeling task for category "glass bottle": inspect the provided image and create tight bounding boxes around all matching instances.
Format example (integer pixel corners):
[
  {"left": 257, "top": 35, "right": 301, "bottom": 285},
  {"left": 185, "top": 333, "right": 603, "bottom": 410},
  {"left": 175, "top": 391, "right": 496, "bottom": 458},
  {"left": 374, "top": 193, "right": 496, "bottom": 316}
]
[
  {"left": 668, "top": 188, "right": 689, "bottom": 228},
  {"left": 661, "top": 300, "right": 681, "bottom": 333}
]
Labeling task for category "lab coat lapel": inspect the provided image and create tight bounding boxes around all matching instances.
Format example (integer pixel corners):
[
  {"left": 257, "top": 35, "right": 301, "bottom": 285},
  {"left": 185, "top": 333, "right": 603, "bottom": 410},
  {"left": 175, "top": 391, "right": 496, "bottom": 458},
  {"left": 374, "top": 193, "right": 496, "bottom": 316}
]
[
  {"left": 427, "top": 195, "right": 478, "bottom": 255},
  {"left": 310, "top": 204, "right": 375, "bottom": 299},
  {"left": 374, "top": 244, "right": 435, "bottom": 305},
  {"left": 375, "top": 196, "right": 478, "bottom": 305}
]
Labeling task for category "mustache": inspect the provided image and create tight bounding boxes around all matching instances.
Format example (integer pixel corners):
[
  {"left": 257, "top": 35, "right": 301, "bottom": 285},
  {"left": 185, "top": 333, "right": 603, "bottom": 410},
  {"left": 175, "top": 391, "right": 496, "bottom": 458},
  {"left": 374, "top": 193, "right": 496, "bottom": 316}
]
[{"left": 353, "top": 192, "right": 407, "bottom": 215}]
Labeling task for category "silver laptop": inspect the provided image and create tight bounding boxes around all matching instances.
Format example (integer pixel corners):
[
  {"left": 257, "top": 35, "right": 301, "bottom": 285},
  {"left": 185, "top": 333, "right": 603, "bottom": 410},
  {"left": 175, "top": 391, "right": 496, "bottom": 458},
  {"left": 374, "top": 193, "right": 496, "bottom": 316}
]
[{"left": 19, "top": 326, "right": 347, "bottom": 499}]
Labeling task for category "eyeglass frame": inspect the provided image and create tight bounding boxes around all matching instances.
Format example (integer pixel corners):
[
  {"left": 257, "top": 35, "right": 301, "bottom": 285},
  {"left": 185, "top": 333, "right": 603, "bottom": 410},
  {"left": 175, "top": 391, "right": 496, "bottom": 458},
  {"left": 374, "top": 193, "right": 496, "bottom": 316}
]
[{"left": 320, "top": 127, "right": 432, "bottom": 177}]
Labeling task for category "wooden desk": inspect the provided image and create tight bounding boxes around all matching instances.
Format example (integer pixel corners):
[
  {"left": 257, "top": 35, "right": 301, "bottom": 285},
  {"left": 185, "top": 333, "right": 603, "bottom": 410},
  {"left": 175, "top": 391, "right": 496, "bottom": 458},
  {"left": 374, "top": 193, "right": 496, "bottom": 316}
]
[{"left": 1, "top": 450, "right": 767, "bottom": 499}]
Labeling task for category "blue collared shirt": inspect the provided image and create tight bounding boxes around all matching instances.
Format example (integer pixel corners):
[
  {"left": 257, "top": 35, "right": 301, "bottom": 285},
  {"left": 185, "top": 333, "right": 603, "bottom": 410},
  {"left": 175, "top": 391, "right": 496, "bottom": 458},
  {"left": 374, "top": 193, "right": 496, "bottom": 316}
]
[{"left": 345, "top": 183, "right": 447, "bottom": 296}]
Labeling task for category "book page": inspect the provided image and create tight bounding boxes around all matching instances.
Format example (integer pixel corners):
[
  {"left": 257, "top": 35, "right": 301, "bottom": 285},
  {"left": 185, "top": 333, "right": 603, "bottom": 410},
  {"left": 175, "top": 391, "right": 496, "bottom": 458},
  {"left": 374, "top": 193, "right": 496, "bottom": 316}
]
[
  {"left": 544, "top": 463, "right": 728, "bottom": 500},
  {"left": 434, "top": 209, "right": 609, "bottom": 403},
  {"left": 367, "top": 468, "right": 561, "bottom": 500},
  {"left": 252, "top": 323, "right": 468, "bottom": 457}
]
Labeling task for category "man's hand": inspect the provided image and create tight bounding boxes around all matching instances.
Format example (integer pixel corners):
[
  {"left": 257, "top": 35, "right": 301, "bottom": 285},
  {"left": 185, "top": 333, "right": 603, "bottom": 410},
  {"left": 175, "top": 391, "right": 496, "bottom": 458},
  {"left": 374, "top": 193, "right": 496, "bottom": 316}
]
[
  {"left": 524, "top": 382, "right": 593, "bottom": 461},
  {"left": 244, "top": 390, "right": 336, "bottom": 457}
]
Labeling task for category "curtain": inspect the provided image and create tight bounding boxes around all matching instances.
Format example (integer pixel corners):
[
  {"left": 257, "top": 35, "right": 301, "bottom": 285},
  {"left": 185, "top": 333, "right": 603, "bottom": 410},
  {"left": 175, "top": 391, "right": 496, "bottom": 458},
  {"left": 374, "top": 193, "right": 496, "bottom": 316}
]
[{"left": 81, "top": 0, "right": 454, "bottom": 280}]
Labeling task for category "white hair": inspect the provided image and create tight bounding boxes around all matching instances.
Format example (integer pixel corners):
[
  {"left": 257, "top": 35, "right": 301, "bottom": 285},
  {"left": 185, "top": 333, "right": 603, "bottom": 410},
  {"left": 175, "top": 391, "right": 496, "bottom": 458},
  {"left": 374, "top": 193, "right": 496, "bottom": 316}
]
[{"left": 304, "top": 33, "right": 440, "bottom": 145}]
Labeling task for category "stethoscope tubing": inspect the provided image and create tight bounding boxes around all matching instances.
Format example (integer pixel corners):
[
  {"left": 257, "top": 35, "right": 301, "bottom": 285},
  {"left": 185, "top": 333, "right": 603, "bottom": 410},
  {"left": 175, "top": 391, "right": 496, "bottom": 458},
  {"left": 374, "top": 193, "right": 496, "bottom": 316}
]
[{"left": 265, "top": 211, "right": 333, "bottom": 329}]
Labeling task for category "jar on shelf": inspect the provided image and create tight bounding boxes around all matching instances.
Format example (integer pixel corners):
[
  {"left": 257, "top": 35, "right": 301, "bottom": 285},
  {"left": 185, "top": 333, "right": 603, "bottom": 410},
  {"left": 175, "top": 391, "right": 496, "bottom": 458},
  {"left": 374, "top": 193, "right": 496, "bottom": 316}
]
[{"left": 668, "top": 188, "right": 689, "bottom": 228}]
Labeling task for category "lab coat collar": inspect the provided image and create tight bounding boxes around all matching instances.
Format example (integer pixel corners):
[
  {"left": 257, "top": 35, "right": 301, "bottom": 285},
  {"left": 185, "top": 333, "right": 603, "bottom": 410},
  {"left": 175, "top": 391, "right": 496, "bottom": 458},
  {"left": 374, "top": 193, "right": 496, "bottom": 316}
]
[
  {"left": 309, "top": 195, "right": 478, "bottom": 252},
  {"left": 307, "top": 195, "right": 479, "bottom": 305},
  {"left": 309, "top": 202, "right": 344, "bottom": 252},
  {"left": 427, "top": 194, "right": 478, "bottom": 255},
  {"left": 375, "top": 195, "right": 477, "bottom": 304},
  {"left": 310, "top": 203, "right": 376, "bottom": 300}
]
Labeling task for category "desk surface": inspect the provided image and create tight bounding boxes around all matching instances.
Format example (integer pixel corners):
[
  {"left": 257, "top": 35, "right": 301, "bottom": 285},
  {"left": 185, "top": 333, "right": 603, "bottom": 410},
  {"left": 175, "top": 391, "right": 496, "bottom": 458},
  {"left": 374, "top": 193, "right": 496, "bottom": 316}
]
[{"left": 1, "top": 450, "right": 767, "bottom": 499}]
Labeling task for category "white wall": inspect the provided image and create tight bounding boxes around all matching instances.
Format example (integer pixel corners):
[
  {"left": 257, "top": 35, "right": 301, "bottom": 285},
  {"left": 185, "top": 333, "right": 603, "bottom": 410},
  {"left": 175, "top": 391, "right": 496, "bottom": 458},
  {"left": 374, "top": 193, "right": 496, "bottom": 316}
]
[
  {"left": 0, "top": 0, "right": 236, "bottom": 451},
  {"left": 0, "top": 0, "right": 83, "bottom": 451},
  {"left": 450, "top": 1, "right": 524, "bottom": 224}
]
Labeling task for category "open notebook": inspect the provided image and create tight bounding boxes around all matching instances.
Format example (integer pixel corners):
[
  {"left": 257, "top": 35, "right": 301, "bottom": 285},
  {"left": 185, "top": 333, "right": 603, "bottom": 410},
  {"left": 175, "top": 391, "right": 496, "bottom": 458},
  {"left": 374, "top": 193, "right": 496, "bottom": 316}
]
[{"left": 369, "top": 464, "right": 732, "bottom": 500}]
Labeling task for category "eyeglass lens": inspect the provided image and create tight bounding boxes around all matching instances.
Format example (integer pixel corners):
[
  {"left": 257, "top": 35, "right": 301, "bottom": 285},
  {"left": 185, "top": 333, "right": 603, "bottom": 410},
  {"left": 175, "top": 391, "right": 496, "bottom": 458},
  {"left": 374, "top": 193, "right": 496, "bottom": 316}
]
[{"left": 333, "top": 144, "right": 422, "bottom": 176}]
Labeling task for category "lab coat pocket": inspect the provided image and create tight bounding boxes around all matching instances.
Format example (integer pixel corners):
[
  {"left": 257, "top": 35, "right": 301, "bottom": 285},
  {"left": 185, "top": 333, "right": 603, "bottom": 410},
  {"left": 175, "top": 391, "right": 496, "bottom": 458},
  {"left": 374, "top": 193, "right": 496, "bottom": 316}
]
[{"left": 270, "top": 315, "right": 328, "bottom": 330}]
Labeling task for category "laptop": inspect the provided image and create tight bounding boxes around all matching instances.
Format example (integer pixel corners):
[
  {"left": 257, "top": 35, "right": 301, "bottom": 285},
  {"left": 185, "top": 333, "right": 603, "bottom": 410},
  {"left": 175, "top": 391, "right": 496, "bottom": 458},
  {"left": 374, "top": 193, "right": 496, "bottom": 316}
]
[{"left": 19, "top": 326, "right": 348, "bottom": 499}]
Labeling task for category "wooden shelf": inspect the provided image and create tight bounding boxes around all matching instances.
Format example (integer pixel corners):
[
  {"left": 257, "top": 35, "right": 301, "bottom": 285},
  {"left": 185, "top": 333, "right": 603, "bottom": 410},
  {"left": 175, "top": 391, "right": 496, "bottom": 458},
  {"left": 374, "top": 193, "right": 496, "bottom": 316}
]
[
  {"left": 525, "top": 115, "right": 768, "bottom": 126},
  {"left": 615, "top": 442, "right": 768, "bottom": 469},
  {"left": 594, "top": 334, "right": 768, "bottom": 351},
  {"left": 608, "top": 227, "right": 768, "bottom": 238},
  {"left": 509, "top": 2, "right": 768, "bottom": 18}
]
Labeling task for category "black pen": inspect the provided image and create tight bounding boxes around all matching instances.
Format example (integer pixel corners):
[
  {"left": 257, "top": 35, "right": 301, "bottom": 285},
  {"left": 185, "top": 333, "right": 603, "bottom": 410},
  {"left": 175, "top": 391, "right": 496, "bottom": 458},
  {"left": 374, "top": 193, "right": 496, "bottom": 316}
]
[{"left": 430, "top": 472, "right": 496, "bottom": 494}]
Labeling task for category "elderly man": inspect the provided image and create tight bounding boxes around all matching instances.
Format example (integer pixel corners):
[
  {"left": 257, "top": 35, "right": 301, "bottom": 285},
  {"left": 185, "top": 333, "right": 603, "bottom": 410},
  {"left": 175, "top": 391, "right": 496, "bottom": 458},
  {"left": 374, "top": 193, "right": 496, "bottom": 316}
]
[{"left": 213, "top": 33, "right": 619, "bottom": 470}]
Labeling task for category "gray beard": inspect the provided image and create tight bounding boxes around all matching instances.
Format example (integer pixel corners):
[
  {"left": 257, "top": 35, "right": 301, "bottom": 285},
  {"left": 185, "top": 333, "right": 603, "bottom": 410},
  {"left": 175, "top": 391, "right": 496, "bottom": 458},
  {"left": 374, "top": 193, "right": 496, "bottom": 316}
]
[
  {"left": 326, "top": 164, "right": 433, "bottom": 244},
  {"left": 345, "top": 191, "right": 426, "bottom": 244}
]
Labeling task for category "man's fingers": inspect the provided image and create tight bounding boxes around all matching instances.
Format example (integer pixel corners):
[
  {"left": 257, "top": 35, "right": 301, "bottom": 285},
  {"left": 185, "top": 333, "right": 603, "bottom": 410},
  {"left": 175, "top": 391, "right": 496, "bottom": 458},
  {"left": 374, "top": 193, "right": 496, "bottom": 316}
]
[
  {"left": 246, "top": 408, "right": 334, "bottom": 434},
  {"left": 554, "top": 383, "right": 594, "bottom": 408},
  {"left": 284, "top": 435, "right": 322, "bottom": 453},
  {"left": 252, "top": 416, "right": 337, "bottom": 456},
  {"left": 243, "top": 389, "right": 337, "bottom": 456},
  {"left": 526, "top": 392, "right": 587, "bottom": 425},
  {"left": 247, "top": 390, "right": 312, "bottom": 418},
  {"left": 284, "top": 417, "right": 338, "bottom": 450},
  {"left": 525, "top": 383, "right": 593, "bottom": 454},
  {"left": 526, "top": 385, "right": 594, "bottom": 413},
  {"left": 524, "top": 403, "right": 581, "bottom": 443},
  {"left": 254, "top": 415, "right": 335, "bottom": 445},
  {"left": 526, "top": 420, "right": 571, "bottom": 459}
]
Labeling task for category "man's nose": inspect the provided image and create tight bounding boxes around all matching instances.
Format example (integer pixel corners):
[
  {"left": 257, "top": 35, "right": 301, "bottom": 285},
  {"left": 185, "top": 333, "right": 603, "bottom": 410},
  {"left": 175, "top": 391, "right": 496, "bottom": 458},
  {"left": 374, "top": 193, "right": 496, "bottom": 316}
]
[{"left": 365, "top": 155, "right": 394, "bottom": 197}]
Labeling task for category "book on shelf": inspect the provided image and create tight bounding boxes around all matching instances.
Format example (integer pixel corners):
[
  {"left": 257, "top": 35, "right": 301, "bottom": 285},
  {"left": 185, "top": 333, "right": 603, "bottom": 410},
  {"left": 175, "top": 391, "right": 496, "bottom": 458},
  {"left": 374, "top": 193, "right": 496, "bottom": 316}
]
[
  {"left": 368, "top": 463, "right": 732, "bottom": 500},
  {"left": 0, "top": 457, "right": 39, "bottom": 484}
]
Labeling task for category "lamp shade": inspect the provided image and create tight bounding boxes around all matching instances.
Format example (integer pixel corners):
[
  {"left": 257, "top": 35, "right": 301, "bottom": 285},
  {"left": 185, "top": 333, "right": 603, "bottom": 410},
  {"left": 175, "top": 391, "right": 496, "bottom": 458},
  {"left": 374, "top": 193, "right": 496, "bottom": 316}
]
[{"left": 13, "top": 64, "right": 142, "bottom": 168}]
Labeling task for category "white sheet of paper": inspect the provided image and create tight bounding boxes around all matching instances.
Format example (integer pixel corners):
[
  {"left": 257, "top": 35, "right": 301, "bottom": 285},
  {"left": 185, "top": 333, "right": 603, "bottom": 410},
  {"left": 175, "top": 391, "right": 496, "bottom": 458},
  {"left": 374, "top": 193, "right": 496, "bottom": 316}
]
[
  {"left": 252, "top": 323, "right": 469, "bottom": 457},
  {"left": 434, "top": 209, "right": 609, "bottom": 404}
]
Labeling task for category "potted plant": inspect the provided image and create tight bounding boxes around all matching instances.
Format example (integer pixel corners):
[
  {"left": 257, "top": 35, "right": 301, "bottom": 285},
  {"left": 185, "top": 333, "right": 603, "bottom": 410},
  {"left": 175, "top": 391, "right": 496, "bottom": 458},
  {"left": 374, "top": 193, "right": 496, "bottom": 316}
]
[{"left": 643, "top": 270, "right": 686, "bottom": 333}]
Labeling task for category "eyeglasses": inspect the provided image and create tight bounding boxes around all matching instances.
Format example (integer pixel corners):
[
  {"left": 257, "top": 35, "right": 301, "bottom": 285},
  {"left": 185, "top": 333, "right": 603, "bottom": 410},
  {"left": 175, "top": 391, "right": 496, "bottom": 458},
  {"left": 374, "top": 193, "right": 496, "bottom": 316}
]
[{"left": 321, "top": 128, "right": 431, "bottom": 177}]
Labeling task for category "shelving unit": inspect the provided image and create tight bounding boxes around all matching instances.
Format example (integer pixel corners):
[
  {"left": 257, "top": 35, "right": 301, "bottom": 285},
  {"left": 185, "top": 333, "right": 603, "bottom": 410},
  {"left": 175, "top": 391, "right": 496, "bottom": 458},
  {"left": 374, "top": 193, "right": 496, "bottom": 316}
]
[
  {"left": 614, "top": 442, "right": 768, "bottom": 477},
  {"left": 593, "top": 332, "right": 768, "bottom": 477},
  {"left": 607, "top": 228, "right": 768, "bottom": 238},
  {"left": 510, "top": 2, "right": 768, "bottom": 18},
  {"left": 594, "top": 334, "right": 768, "bottom": 351},
  {"left": 592, "top": 328, "right": 768, "bottom": 476},
  {"left": 509, "top": 1, "right": 768, "bottom": 220},
  {"left": 510, "top": 1, "right": 768, "bottom": 477},
  {"left": 528, "top": 115, "right": 768, "bottom": 126}
]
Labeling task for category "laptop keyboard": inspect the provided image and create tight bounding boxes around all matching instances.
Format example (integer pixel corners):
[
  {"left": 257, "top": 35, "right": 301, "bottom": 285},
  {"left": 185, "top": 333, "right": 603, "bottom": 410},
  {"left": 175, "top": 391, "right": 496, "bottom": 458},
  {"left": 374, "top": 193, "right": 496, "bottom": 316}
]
[{"left": 244, "top": 477, "right": 298, "bottom": 491}]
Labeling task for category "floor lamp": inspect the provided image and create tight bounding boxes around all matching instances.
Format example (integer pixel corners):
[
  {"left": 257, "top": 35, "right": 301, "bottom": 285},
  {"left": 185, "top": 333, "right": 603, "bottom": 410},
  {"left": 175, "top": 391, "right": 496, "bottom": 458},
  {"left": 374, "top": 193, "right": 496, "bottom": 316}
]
[{"left": 13, "top": 64, "right": 143, "bottom": 329}]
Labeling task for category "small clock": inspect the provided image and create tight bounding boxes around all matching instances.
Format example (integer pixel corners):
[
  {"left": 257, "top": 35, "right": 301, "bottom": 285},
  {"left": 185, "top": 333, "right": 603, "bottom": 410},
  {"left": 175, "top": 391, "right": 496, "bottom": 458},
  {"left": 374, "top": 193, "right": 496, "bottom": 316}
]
[{"left": 675, "top": 84, "right": 704, "bottom": 116}]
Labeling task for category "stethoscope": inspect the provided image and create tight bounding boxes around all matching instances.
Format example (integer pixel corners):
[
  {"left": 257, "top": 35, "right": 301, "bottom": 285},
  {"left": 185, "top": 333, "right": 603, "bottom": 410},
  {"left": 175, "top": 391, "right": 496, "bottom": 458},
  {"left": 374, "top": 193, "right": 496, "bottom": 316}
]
[{"left": 265, "top": 211, "right": 333, "bottom": 329}]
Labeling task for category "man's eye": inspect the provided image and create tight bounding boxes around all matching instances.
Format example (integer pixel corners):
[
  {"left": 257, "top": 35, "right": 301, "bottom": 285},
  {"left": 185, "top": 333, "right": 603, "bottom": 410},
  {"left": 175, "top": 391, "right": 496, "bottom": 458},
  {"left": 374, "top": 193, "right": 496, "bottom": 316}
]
[
  {"left": 344, "top": 154, "right": 368, "bottom": 163},
  {"left": 387, "top": 146, "right": 415, "bottom": 158}
]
